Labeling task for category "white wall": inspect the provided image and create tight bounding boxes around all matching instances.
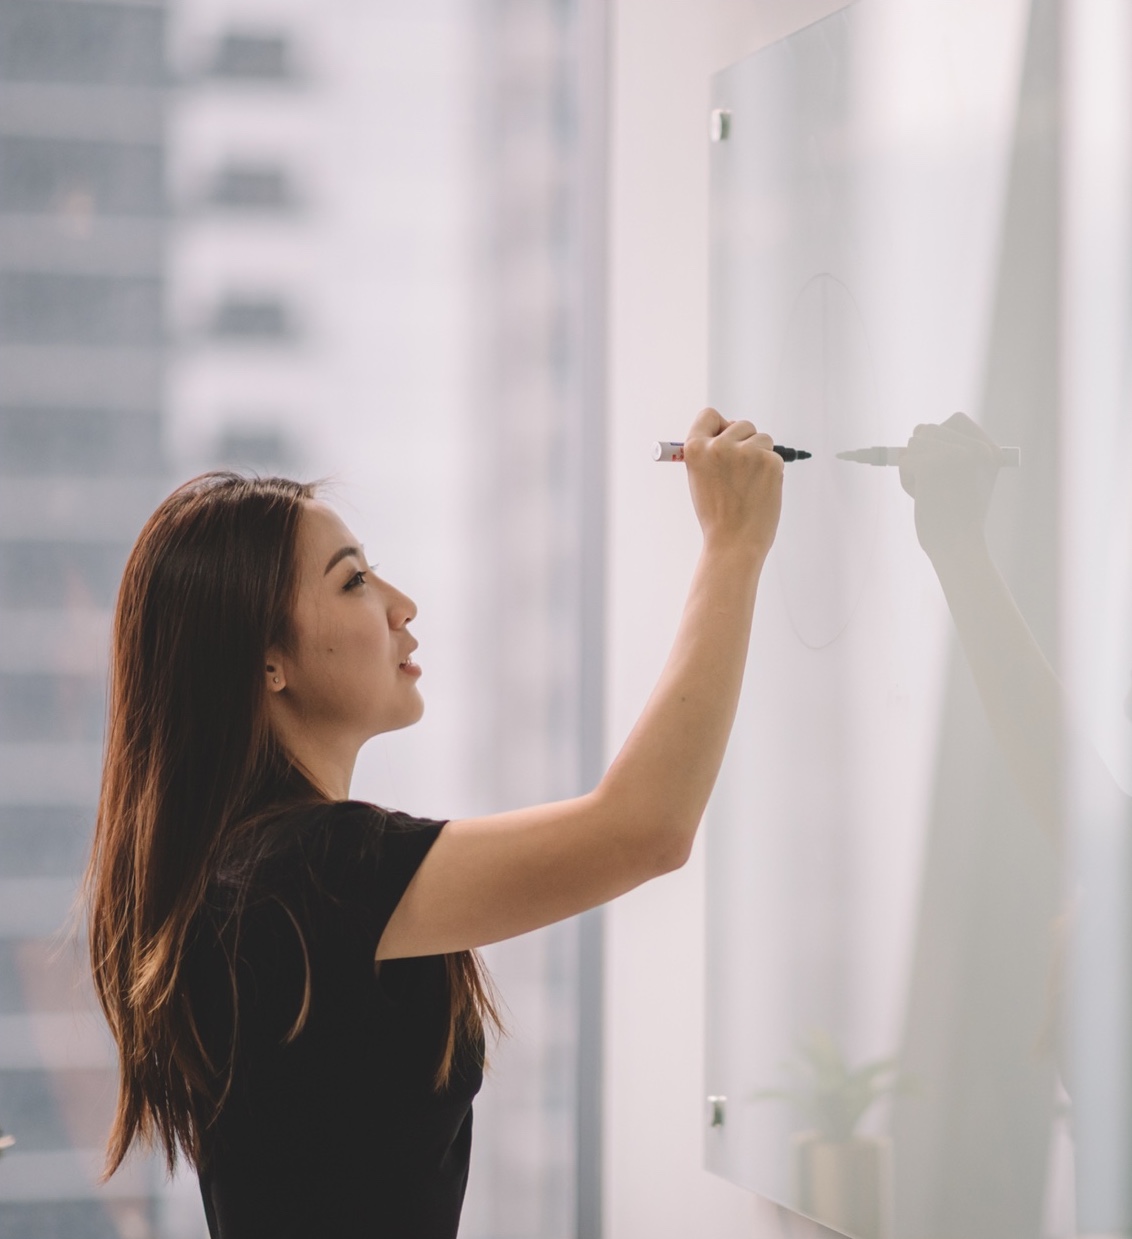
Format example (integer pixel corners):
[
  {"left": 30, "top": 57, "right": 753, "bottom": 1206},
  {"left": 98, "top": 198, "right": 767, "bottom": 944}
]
[{"left": 603, "top": 4, "right": 851, "bottom": 1237}]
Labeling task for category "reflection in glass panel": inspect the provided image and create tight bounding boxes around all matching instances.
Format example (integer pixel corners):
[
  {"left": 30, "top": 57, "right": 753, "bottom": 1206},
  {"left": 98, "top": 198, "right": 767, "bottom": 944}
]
[{"left": 705, "top": 4, "right": 1131, "bottom": 1238}]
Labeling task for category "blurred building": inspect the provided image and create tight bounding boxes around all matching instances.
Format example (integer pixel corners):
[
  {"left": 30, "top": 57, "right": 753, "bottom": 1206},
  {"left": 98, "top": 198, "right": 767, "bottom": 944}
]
[
  {"left": 0, "top": 0, "right": 169, "bottom": 1233},
  {"left": 0, "top": 0, "right": 605, "bottom": 1234},
  {"left": 462, "top": 3, "right": 607, "bottom": 1236},
  {"left": 165, "top": 7, "right": 316, "bottom": 476}
]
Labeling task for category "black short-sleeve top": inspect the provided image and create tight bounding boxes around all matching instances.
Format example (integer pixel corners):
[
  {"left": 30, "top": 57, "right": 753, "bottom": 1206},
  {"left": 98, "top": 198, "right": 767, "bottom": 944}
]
[{"left": 185, "top": 800, "right": 481, "bottom": 1239}]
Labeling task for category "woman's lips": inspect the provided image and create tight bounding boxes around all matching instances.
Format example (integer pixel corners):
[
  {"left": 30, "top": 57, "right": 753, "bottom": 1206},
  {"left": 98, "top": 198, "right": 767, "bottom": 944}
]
[{"left": 399, "top": 655, "right": 422, "bottom": 679}]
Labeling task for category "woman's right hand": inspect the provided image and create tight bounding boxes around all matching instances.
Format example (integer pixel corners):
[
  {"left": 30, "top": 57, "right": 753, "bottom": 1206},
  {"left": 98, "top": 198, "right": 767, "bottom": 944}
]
[{"left": 682, "top": 406, "right": 784, "bottom": 561}]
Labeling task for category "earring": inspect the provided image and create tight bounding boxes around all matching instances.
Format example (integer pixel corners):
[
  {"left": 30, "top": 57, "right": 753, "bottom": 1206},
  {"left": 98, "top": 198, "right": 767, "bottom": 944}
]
[{"left": 273, "top": 676, "right": 280, "bottom": 685}]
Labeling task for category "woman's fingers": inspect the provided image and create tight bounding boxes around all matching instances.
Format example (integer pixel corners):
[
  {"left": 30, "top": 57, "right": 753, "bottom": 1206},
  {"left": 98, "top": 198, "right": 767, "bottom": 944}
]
[
  {"left": 718, "top": 418, "right": 759, "bottom": 443},
  {"left": 686, "top": 406, "right": 731, "bottom": 444},
  {"left": 685, "top": 409, "right": 782, "bottom": 452},
  {"left": 682, "top": 410, "right": 783, "bottom": 560},
  {"left": 694, "top": 415, "right": 776, "bottom": 455}
]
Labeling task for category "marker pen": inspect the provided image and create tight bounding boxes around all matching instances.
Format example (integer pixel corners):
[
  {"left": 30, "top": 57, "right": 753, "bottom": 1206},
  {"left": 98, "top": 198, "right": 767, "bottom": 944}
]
[
  {"left": 835, "top": 445, "right": 1022, "bottom": 467},
  {"left": 652, "top": 441, "right": 811, "bottom": 463}
]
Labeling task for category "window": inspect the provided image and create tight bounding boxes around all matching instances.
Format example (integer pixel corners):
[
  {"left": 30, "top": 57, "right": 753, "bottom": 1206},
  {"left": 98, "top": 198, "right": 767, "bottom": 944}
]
[
  {"left": 207, "top": 162, "right": 295, "bottom": 211},
  {"left": 208, "top": 32, "right": 293, "bottom": 83},
  {"left": 0, "top": 409, "right": 163, "bottom": 476},
  {"left": 0, "top": 1, "right": 165, "bottom": 87},
  {"left": 212, "top": 422, "right": 297, "bottom": 469},
  {"left": 207, "top": 294, "right": 294, "bottom": 341},
  {"left": 0, "top": 273, "right": 163, "bottom": 346},
  {"left": 0, "top": 136, "right": 164, "bottom": 217}
]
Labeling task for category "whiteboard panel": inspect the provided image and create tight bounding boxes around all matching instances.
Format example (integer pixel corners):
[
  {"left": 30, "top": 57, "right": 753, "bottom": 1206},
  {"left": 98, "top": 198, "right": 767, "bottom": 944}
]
[{"left": 704, "top": 4, "right": 1132, "bottom": 1238}]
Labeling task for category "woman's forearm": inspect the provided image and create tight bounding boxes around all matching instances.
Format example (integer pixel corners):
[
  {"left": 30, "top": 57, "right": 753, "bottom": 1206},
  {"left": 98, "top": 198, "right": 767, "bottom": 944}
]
[
  {"left": 378, "top": 412, "right": 784, "bottom": 957},
  {"left": 595, "top": 538, "right": 766, "bottom": 869}
]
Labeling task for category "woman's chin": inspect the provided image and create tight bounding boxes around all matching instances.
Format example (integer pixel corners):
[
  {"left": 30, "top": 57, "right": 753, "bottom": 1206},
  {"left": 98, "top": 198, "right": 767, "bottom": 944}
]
[{"left": 370, "top": 698, "right": 425, "bottom": 735}]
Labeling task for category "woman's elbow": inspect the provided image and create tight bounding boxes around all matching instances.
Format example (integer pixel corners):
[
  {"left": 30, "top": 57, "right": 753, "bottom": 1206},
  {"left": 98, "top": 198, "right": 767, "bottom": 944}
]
[
  {"left": 608, "top": 821, "right": 693, "bottom": 887},
  {"left": 590, "top": 790, "right": 697, "bottom": 882},
  {"left": 651, "top": 829, "right": 695, "bottom": 877}
]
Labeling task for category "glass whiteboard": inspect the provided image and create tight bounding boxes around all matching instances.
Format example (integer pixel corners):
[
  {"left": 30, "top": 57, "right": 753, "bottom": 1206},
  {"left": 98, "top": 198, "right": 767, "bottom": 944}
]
[{"left": 704, "top": 3, "right": 1132, "bottom": 1237}]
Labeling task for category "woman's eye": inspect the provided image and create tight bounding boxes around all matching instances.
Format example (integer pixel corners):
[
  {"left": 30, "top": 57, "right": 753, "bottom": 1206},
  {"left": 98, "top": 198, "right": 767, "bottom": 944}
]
[{"left": 344, "top": 570, "right": 367, "bottom": 591}]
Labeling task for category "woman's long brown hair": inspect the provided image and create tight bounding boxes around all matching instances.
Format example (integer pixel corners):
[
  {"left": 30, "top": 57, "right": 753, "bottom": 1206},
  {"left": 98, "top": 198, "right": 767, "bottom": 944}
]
[{"left": 85, "top": 472, "right": 501, "bottom": 1177}]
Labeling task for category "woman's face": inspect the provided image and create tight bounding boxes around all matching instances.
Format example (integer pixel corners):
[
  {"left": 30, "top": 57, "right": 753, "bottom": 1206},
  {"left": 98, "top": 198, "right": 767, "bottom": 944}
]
[{"left": 273, "top": 500, "right": 424, "bottom": 741}]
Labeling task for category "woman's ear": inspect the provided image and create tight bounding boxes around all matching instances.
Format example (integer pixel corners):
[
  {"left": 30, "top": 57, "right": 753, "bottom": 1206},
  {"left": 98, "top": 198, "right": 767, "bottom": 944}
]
[{"left": 265, "top": 649, "right": 287, "bottom": 693}]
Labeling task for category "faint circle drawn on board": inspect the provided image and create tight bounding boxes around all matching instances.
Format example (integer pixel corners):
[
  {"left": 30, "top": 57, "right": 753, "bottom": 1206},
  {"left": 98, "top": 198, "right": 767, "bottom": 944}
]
[{"left": 772, "top": 273, "right": 882, "bottom": 649}]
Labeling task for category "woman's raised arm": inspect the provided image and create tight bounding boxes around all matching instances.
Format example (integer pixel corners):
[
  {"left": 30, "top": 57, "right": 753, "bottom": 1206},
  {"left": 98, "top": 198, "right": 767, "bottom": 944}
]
[{"left": 377, "top": 407, "right": 784, "bottom": 959}]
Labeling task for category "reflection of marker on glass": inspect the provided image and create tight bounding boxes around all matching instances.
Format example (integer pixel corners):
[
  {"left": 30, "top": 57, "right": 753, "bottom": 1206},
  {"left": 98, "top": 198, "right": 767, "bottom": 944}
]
[
  {"left": 653, "top": 441, "right": 812, "bottom": 463},
  {"left": 835, "top": 445, "right": 1022, "bottom": 467}
]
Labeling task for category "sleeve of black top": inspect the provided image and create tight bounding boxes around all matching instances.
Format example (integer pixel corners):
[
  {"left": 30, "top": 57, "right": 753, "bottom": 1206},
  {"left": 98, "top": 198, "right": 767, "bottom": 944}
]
[{"left": 296, "top": 801, "right": 446, "bottom": 963}]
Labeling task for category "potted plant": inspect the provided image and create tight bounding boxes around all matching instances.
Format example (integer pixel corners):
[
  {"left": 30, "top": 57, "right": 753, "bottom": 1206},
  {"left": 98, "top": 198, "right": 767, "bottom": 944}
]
[{"left": 751, "top": 1029, "right": 913, "bottom": 1239}]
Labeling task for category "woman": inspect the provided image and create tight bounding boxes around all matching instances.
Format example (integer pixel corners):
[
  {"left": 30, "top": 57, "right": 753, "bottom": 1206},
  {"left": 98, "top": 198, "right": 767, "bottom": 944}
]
[{"left": 85, "top": 407, "right": 783, "bottom": 1238}]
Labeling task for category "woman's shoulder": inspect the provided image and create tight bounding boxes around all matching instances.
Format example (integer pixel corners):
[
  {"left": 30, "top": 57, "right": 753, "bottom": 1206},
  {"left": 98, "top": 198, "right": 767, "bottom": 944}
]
[
  {"left": 199, "top": 800, "right": 448, "bottom": 961},
  {"left": 263, "top": 799, "right": 444, "bottom": 857},
  {"left": 211, "top": 800, "right": 446, "bottom": 904}
]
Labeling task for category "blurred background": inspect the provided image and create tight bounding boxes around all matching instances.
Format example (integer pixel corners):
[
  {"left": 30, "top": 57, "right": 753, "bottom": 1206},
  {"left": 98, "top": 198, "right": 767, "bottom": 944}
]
[{"left": 0, "top": 0, "right": 606, "bottom": 1234}]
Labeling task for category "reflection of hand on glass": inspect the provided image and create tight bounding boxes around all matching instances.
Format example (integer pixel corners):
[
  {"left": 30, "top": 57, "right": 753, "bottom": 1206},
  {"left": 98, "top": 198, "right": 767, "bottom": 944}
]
[
  {"left": 898, "top": 412, "right": 1001, "bottom": 562},
  {"left": 897, "top": 413, "right": 1130, "bottom": 845},
  {"left": 897, "top": 411, "right": 1066, "bottom": 837}
]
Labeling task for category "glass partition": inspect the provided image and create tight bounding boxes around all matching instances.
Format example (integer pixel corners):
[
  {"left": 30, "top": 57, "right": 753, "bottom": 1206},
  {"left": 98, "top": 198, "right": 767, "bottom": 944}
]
[{"left": 705, "top": 4, "right": 1132, "bottom": 1238}]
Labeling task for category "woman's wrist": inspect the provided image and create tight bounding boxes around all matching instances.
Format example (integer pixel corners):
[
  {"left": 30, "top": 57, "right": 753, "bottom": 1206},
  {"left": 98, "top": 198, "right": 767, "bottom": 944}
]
[{"left": 699, "top": 530, "right": 771, "bottom": 578}]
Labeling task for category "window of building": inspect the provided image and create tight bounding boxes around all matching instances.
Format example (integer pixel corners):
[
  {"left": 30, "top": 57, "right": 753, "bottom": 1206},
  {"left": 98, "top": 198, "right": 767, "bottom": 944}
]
[
  {"left": 0, "top": 409, "right": 164, "bottom": 477},
  {"left": 0, "top": 137, "right": 164, "bottom": 217},
  {"left": 207, "top": 32, "right": 293, "bottom": 83},
  {"left": 211, "top": 422, "right": 298, "bottom": 470},
  {"left": 0, "top": 1, "right": 165, "bottom": 87},
  {"left": 0, "top": 272, "right": 163, "bottom": 346},
  {"left": 206, "top": 163, "right": 295, "bottom": 212},
  {"left": 207, "top": 294, "right": 294, "bottom": 341}
]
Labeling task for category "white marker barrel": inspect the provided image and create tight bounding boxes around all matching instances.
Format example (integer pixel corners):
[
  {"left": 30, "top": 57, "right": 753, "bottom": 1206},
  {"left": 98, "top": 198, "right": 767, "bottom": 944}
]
[{"left": 652, "top": 441, "right": 685, "bottom": 462}]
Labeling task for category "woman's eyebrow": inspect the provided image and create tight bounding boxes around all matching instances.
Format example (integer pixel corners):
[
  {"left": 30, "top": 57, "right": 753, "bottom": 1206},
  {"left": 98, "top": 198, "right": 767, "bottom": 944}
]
[{"left": 323, "top": 545, "right": 363, "bottom": 576}]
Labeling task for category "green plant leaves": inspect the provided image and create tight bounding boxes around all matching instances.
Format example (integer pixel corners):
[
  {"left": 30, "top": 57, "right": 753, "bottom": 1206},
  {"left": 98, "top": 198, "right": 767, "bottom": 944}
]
[{"left": 748, "top": 1029, "right": 916, "bottom": 1143}]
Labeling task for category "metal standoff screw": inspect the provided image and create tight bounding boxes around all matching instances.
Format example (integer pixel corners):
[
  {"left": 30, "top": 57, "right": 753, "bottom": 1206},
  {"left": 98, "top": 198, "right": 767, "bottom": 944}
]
[
  {"left": 707, "top": 1095, "right": 727, "bottom": 1127},
  {"left": 710, "top": 109, "right": 731, "bottom": 142}
]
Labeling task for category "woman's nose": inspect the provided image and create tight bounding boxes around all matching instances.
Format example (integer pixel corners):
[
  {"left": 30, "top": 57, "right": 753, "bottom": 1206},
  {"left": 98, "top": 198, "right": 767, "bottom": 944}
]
[{"left": 388, "top": 586, "right": 417, "bottom": 627}]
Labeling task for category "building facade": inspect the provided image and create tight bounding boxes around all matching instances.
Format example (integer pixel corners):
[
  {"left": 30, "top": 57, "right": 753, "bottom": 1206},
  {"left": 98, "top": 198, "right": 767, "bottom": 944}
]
[{"left": 0, "top": 0, "right": 169, "bottom": 1233}]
